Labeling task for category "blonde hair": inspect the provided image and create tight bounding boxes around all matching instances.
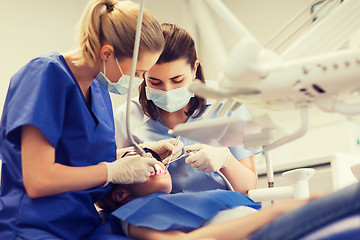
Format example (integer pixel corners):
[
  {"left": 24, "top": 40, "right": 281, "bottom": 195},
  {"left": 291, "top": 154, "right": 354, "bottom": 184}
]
[{"left": 74, "top": 0, "right": 164, "bottom": 66}]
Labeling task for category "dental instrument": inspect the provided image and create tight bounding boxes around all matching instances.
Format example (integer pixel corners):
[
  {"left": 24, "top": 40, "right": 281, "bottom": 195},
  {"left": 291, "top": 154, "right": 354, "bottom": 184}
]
[
  {"left": 163, "top": 136, "right": 181, "bottom": 173},
  {"left": 125, "top": 0, "right": 147, "bottom": 156},
  {"left": 164, "top": 150, "right": 197, "bottom": 167}
]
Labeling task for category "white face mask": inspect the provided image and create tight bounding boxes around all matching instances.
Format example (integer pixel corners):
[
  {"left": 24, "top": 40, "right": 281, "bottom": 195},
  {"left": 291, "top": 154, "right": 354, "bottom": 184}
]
[
  {"left": 96, "top": 58, "right": 143, "bottom": 95},
  {"left": 145, "top": 85, "right": 194, "bottom": 113}
]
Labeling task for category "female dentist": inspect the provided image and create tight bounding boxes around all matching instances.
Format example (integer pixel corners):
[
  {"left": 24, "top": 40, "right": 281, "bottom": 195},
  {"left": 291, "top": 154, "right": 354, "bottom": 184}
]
[
  {"left": 115, "top": 23, "right": 259, "bottom": 194},
  {"left": 0, "top": 0, "right": 179, "bottom": 239}
]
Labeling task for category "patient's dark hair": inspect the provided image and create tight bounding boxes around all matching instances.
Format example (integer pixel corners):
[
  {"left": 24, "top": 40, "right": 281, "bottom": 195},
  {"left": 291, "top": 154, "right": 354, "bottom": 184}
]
[
  {"left": 96, "top": 185, "right": 119, "bottom": 212},
  {"left": 96, "top": 184, "right": 130, "bottom": 212},
  {"left": 139, "top": 23, "right": 206, "bottom": 120}
]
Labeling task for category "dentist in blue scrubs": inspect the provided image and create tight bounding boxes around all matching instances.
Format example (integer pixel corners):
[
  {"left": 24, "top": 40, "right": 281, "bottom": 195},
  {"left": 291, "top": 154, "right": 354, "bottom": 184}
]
[
  {"left": 115, "top": 23, "right": 259, "bottom": 195},
  {"left": 0, "top": 0, "right": 180, "bottom": 239}
]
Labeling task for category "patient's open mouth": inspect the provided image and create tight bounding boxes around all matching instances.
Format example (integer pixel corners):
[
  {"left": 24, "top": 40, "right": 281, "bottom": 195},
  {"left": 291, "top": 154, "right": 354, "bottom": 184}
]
[{"left": 150, "top": 163, "right": 164, "bottom": 176}]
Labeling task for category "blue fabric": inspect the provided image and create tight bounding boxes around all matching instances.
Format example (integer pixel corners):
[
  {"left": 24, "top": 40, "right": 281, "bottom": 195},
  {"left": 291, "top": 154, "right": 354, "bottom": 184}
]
[
  {"left": 321, "top": 227, "right": 360, "bottom": 240},
  {"left": 88, "top": 223, "right": 132, "bottom": 240},
  {"left": 115, "top": 98, "right": 260, "bottom": 193},
  {"left": 0, "top": 53, "right": 116, "bottom": 239},
  {"left": 110, "top": 189, "right": 261, "bottom": 234},
  {"left": 249, "top": 182, "right": 360, "bottom": 240}
]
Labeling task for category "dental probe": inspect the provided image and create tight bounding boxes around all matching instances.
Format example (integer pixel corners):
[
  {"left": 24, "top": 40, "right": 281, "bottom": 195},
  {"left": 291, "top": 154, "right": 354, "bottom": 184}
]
[
  {"left": 164, "top": 136, "right": 180, "bottom": 172},
  {"left": 163, "top": 150, "right": 194, "bottom": 173}
]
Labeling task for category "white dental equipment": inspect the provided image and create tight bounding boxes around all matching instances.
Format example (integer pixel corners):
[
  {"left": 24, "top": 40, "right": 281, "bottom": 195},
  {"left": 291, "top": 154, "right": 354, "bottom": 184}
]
[
  {"left": 125, "top": 0, "right": 147, "bottom": 156},
  {"left": 163, "top": 136, "right": 181, "bottom": 173},
  {"left": 171, "top": 0, "right": 360, "bottom": 202}
]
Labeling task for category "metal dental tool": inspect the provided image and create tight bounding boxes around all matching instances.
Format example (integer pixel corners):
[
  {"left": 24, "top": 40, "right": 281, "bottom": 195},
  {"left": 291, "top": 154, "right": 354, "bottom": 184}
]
[
  {"left": 163, "top": 150, "right": 195, "bottom": 173},
  {"left": 163, "top": 136, "right": 181, "bottom": 172},
  {"left": 125, "top": 0, "right": 147, "bottom": 156}
]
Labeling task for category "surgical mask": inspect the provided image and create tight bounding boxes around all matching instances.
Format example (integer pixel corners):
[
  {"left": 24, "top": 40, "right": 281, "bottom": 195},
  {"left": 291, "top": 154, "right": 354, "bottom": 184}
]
[
  {"left": 96, "top": 59, "right": 143, "bottom": 95},
  {"left": 145, "top": 85, "right": 194, "bottom": 113}
]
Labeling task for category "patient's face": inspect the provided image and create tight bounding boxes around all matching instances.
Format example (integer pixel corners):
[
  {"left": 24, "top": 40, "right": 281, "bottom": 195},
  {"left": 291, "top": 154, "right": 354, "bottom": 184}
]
[{"left": 128, "top": 161, "right": 172, "bottom": 198}]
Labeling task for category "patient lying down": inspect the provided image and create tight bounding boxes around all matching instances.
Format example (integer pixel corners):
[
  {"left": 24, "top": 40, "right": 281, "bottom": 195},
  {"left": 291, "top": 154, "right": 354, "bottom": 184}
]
[{"left": 96, "top": 158, "right": 315, "bottom": 240}]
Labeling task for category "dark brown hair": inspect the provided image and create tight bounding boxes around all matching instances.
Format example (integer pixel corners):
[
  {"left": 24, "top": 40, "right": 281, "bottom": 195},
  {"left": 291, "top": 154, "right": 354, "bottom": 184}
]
[
  {"left": 139, "top": 23, "right": 206, "bottom": 120},
  {"left": 95, "top": 184, "right": 134, "bottom": 212}
]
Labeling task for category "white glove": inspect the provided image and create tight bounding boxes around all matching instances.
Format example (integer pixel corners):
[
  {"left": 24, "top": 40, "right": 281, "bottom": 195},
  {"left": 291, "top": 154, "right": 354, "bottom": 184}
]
[
  {"left": 143, "top": 139, "right": 184, "bottom": 162},
  {"left": 184, "top": 144, "right": 230, "bottom": 173},
  {"left": 101, "top": 155, "right": 157, "bottom": 186}
]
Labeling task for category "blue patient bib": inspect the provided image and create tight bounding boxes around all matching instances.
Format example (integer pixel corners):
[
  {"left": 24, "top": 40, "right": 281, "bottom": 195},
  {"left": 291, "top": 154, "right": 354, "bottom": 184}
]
[{"left": 110, "top": 189, "right": 261, "bottom": 234}]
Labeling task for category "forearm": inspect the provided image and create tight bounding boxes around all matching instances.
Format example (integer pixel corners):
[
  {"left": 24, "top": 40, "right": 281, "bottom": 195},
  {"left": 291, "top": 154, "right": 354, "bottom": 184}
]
[
  {"left": 22, "top": 125, "right": 108, "bottom": 198},
  {"left": 220, "top": 155, "right": 258, "bottom": 194},
  {"left": 129, "top": 205, "right": 284, "bottom": 240},
  {"left": 129, "top": 225, "right": 186, "bottom": 240},
  {"left": 184, "top": 206, "right": 282, "bottom": 240},
  {"left": 24, "top": 163, "right": 107, "bottom": 198}
]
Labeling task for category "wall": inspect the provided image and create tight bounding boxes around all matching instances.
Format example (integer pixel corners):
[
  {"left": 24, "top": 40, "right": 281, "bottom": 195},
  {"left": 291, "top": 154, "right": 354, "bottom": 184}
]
[{"left": 0, "top": 0, "right": 89, "bottom": 115}]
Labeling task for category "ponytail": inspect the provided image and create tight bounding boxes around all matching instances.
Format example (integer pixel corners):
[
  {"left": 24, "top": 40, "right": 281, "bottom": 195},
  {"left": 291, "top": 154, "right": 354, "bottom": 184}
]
[{"left": 74, "top": 0, "right": 164, "bottom": 66}]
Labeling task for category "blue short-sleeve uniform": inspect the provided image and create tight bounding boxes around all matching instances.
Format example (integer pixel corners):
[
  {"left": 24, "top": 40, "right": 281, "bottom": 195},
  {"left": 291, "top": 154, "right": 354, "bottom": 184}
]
[
  {"left": 114, "top": 97, "right": 259, "bottom": 193},
  {"left": 0, "top": 53, "right": 116, "bottom": 239}
]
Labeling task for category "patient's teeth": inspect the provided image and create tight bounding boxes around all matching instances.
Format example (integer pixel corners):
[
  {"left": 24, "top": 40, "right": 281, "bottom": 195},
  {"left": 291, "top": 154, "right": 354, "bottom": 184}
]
[{"left": 155, "top": 164, "right": 162, "bottom": 174}]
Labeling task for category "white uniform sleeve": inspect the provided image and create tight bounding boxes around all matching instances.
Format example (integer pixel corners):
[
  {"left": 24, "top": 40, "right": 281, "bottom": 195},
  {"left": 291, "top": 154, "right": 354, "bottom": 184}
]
[
  {"left": 121, "top": 220, "right": 130, "bottom": 237},
  {"left": 114, "top": 98, "right": 148, "bottom": 149},
  {"left": 114, "top": 102, "right": 131, "bottom": 148}
]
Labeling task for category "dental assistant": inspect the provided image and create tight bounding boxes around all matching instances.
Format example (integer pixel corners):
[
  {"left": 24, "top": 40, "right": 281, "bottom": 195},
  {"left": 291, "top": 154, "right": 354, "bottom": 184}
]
[
  {"left": 0, "top": 0, "right": 177, "bottom": 239},
  {"left": 115, "top": 23, "right": 259, "bottom": 194}
]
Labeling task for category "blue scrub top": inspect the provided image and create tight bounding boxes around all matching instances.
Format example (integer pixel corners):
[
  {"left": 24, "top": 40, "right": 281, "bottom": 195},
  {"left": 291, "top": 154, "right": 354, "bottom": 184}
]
[
  {"left": 0, "top": 53, "right": 116, "bottom": 239},
  {"left": 115, "top": 97, "right": 259, "bottom": 193}
]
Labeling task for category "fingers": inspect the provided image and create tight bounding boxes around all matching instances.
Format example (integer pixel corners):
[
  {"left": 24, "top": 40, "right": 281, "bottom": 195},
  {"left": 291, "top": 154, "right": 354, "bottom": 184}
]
[
  {"left": 184, "top": 150, "right": 217, "bottom": 173},
  {"left": 144, "top": 152, "right": 153, "bottom": 158},
  {"left": 142, "top": 156, "right": 158, "bottom": 167},
  {"left": 184, "top": 143, "right": 203, "bottom": 152},
  {"left": 167, "top": 138, "right": 180, "bottom": 145},
  {"left": 172, "top": 141, "right": 183, "bottom": 159},
  {"left": 174, "top": 140, "right": 184, "bottom": 151},
  {"left": 116, "top": 149, "right": 123, "bottom": 159},
  {"left": 130, "top": 156, "right": 158, "bottom": 183},
  {"left": 164, "top": 139, "right": 184, "bottom": 152},
  {"left": 159, "top": 141, "right": 174, "bottom": 152},
  {"left": 184, "top": 152, "right": 197, "bottom": 164},
  {"left": 127, "top": 155, "right": 157, "bottom": 167},
  {"left": 185, "top": 151, "right": 204, "bottom": 169}
]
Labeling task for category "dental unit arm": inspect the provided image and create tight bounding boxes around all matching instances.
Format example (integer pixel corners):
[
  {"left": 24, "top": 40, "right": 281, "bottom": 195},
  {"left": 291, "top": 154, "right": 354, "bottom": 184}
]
[
  {"left": 171, "top": 0, "right": 360, "bottom": 202},
  {"left": 125, "top": 0, "right": 147, "bottom": 156}
]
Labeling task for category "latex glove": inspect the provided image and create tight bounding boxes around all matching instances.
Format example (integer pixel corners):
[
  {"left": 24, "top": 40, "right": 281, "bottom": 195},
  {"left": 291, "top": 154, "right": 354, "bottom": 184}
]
[
  {"left": 143, "top": 139, "right": 184, "bottom": 163},
  {"left": 101, "top": 155, "right": 157, "bottom": 186},
  {"left": 184, "top": 144, "right": 230, "bottom": 173}
]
